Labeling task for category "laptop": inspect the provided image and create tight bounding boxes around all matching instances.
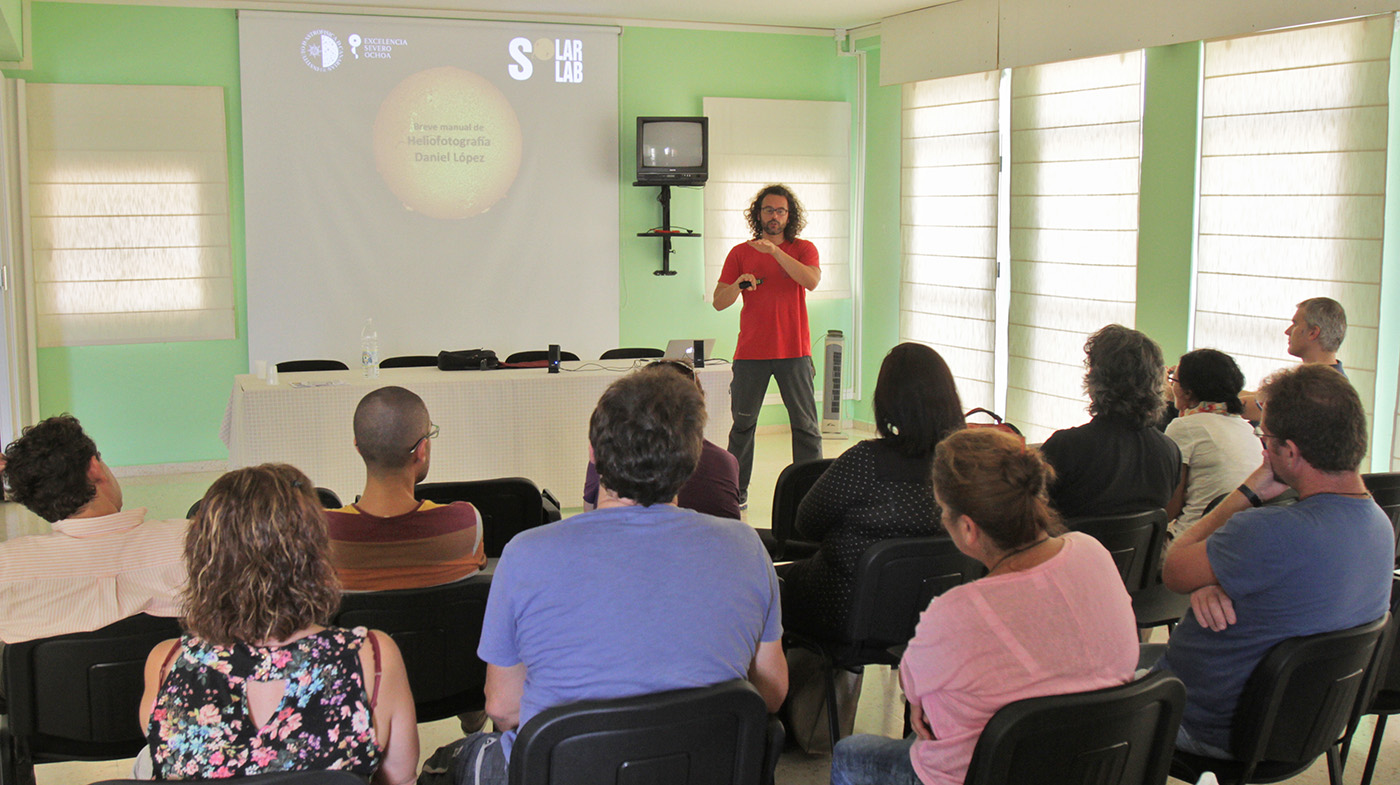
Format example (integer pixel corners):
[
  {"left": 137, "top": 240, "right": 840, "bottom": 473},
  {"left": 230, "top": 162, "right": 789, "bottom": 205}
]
[{"left": 663, "top": 339, "right": 716, "bottom": 363}]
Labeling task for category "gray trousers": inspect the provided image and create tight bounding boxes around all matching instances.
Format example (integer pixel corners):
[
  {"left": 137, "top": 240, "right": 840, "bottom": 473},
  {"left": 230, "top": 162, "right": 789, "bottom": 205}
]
[{"left": 727, "top": 357, "right": 824, "bottom": 497}]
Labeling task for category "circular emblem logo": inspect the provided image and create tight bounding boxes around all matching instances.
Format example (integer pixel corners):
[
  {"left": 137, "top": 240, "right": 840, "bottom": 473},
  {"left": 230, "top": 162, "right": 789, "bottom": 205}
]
[{"left": 301, "top": 30, "right": 345, "bottom": 72}]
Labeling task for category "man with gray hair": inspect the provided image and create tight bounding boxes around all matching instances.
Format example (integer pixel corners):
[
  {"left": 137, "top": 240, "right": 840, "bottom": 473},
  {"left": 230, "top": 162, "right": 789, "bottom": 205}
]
[
  {"left": 325, "top": 386, "right": 485, "bottom": 590},
  {"left": 1241, "top": 297, "right": 1347, "bottom": 420}
]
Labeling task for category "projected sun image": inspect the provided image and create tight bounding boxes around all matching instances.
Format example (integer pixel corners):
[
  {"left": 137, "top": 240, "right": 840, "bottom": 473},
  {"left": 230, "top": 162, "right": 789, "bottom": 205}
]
[{"left": 373, "top": 67, "right": 523, "bottom": 219}]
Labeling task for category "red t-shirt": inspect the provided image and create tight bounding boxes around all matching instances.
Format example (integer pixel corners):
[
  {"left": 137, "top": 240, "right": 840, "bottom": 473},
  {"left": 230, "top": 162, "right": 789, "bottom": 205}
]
[{"left": 718, "top": 238, "right": 819, "bottom": 360}]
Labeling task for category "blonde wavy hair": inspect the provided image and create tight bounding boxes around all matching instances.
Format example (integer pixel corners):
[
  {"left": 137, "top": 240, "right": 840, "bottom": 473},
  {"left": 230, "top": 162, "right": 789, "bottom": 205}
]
[{"left": 182, "top": 463, "right": 341, "bottom": 645}]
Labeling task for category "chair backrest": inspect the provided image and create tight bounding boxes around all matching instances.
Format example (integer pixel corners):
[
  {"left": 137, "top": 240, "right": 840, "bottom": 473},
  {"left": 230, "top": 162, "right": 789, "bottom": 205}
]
[
  {"left": 505, "top": 350, "right": 580, "bottom": 364},
  {"left": 331, "top": 575, "right": 492, "bottom": 723},
  {"left": 508, "top": 679, "right": 769, "bottom": 785},
  {"left": 415, "top": 478, "right": 549, "bottom": 557},
  {"left": 2, "top": 613, "right": 183, "bottom": 764},
  {"left": 275, "top": 359, "right": 348, "bottom": 372},
  {"left": 1064, "top": 509, "right": 1167, "bottom": 593},
  {"left": 1231, "top": 614, "right": 1388, "bottom": 770},
  {"left": 1362, "top": 472, "right": 1400, "bottom": 547},
  {"left": 844, "top": 536, "right": 984, "bottom": 652},
  {"left": 964, "top": 671, "right": 1186, "bottom": 785},
  {"left": 770, "top": 458, "right": 834, "bottom": 544},
  {"left": 599, "top": 347, "right": 664, "bottom": 360},
  {"left": 189, "top": 485, "right": 342, "bottom": 519},
  {"left": 379, "top": 354, "right": 439, "bottom": 368}
]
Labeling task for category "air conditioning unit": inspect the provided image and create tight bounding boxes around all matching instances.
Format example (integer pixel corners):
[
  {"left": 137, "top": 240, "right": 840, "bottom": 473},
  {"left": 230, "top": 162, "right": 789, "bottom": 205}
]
[{"left": 822, "top": 330, "right": 844, "bottom": 436}]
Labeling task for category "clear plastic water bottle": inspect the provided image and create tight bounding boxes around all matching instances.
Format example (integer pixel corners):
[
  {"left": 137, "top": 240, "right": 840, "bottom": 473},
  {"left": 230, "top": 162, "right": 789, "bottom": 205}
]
[{"left": 361, "top": 318, "right": 379, "bottom": 378}]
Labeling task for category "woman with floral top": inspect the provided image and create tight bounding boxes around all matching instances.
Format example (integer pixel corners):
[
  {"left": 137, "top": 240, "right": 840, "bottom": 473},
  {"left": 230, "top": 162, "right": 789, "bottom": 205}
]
[{"left": 138, "top": 464, "right": 418, "bottom": 784}]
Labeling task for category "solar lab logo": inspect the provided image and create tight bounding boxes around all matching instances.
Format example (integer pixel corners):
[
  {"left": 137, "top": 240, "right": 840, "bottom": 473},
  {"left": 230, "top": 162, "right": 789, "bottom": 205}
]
[{"left": 302, "top": 29, "right": 346, "bottom": 72}]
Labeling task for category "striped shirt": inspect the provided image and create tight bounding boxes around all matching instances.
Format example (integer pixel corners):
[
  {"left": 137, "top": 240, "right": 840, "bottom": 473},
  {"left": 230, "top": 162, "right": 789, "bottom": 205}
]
[
  {"left": 326, "top": 500, "right": 485, "bottom": 591},
  {"left": 0, "top": 508, "right": 187, "bottom": 643}
]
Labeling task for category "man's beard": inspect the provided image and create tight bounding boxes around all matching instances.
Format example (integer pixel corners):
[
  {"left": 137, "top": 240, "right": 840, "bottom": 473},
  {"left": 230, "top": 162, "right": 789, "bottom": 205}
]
[{"left": 765, "top": 220, "right": 783, "bottom": 236}]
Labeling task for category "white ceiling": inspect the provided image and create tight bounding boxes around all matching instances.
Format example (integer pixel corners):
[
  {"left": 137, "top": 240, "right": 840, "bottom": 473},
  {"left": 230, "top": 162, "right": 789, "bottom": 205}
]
[{"left": 231, "top": 0, "right": 923, "bottom": 32}]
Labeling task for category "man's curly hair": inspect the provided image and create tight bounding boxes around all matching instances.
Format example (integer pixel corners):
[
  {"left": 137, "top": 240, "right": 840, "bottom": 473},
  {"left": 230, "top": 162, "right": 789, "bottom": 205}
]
[
  {"left": 745, "top": 184, "right": 806, "bottom": 242},
  {"left": 3, "top": 414, "right": 99, "bottom": 522}
]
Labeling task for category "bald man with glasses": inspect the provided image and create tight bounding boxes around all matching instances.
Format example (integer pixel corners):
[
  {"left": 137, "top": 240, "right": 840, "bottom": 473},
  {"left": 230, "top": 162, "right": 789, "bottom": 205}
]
[{"left": 325, "top": 385, "right": 485, "bottom": 591}]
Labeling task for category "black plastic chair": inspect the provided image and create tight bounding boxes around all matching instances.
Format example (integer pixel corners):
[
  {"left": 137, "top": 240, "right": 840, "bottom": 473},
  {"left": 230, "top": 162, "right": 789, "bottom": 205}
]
[
  {"left": 964, "top": 670, "right": 1186, "bottom": 785},
  {"left": 1362, "top": 472, "right": 1400, "bottom": 558},
  {"left": 1170, "top": 614, "right": 1390, "bottom": 785},
  {"left": 599, "top": 347, "right": 664, "bottom": 360},
  {"left": 379, "top": 354, "right": 439, "bottom": 369},
  {"left": 332, "top": 575, "right": 492, "bottom": 723},
  {"left": 188, "top": 486, "right": 341, "bottom": 519},
  {"left": 784, "top": 536, "right": 983, "bottom": 748},
  {"left": 275, "top": 359, "right": 348, "bottom": 372},
  {"left": 1342, "top": 578, "right": 1400, "bottom": 785},
  {"left": 415, "top": 478, "right": 561, "bottom": 558},
  {"left": 757, "top": 458, "right": 833, "bottom": 560},
  {"left": 1064, "top": 509, "right": 1167, "bottom": 594},
  {"left": 0, "top": 613, "right": 183, "bottom": 785},
  {"left": 508, "top": 679, "right": 775, "bottom": 785},
  {"left": 504, "top": 350, "right": 580, "bottom": 364}
]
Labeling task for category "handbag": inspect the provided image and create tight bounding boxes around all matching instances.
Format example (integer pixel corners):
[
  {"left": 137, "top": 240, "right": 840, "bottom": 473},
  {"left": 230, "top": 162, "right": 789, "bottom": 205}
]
[
  {"left": 964, "top": 407, "right": 1025, "bottom": 444},
  {"left": 437, "top": 349, "right": 499, "bottom": 371},
  {"left": 781, "top": 646, "right": 863, "bottom": 754}
]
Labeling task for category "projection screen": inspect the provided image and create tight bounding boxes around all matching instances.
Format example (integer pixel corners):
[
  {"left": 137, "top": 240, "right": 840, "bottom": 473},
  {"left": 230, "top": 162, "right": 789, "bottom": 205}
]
[{"left": 239, "top": 12, "right": 620, "bottom": 366}]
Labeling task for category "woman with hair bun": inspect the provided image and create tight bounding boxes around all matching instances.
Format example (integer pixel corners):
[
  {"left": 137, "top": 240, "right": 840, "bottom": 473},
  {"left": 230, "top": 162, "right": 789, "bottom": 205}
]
[
  {"left": 830, "top": 429, "right": 1138, "bottom": 785},
  {"left": 139, "top": 464, "right": 419, "bottom": 784},
  {"left": 1164, "top": 348, "right": 1260, "bottom": 536}
]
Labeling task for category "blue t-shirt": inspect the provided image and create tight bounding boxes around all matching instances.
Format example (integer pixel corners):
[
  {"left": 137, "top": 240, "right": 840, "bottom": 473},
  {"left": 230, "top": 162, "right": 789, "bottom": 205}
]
[
  {"left": 1157, "top": 493, "right": 1393, "bottom": 750},
  {"left": 478, "top": 504, "right": 783, "bottom": 759}
]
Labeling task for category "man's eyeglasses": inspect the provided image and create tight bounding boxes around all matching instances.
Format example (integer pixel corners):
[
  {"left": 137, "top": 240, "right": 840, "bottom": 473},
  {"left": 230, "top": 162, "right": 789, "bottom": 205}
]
[
  {"left": 1259, "top": 430, "right": 1282, "bottom": 449},
  {"left": 409, "top": 422, "right": 440, "bottom": 454},
  {"left": 760, "top": 207, "right": 789, "bottom": 217}
]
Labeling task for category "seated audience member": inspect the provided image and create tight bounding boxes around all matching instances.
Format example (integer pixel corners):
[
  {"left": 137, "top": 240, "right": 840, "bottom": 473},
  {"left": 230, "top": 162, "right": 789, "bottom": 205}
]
[
  {"left": 1164, "top": 349, "right": 1260, "bottom": 538},
  {"left": 445, "top": 368, "right": 786, "bottom": 784},
  {"left": 0, "top": 414, "right": 185, "bottom": 644},
  {"left": 581, "top": 360, "right": 741, "bottom": 519},
  {"left": 830, "top": 428, "right": 1138, "bottom": 785},
  {"left": 1041, "top": 324, "right": 1181, "bottom": 518},
  {"left": 1240, "top": 296, "right": 1347, "bottom": 420},
  {"left": 140, "top": 464, "right": 418, "bottom": 784},
  {"left": 326, "top": 386, "right": 485, "bottom": 590},
  {"left": 1155, "top": 364, "right": 1391, "bottom": 759},
  {"left": 781, "top": 342, "right": 963, "bottom": 639}
]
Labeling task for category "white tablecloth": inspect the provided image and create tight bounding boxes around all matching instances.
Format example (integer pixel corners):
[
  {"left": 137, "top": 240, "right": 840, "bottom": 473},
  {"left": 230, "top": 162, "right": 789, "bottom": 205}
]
[{"left": 223, "top": 362, "right": 734, "bottom": 507}]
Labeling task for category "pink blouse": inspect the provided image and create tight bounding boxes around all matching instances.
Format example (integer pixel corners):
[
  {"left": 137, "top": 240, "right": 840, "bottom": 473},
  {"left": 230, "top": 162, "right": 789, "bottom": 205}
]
[{"left": 900, "top": 532, "right": 1139, "bottom": 785}]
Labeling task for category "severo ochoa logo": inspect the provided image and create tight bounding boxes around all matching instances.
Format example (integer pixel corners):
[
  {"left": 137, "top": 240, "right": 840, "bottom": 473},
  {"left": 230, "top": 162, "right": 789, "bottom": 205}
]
[{"left": 302, "top": 29, "right": 345, "bottom": 72}]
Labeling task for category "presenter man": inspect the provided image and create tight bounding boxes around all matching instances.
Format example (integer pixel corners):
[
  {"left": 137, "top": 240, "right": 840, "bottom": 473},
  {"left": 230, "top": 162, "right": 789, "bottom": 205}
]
[{"left": 713, "top": 183, "right": 823, "bottom": 505}]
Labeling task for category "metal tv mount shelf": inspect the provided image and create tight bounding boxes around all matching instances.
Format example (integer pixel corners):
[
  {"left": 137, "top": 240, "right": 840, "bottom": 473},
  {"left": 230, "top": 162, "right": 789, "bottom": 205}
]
[{"left": 634, "top": 183, "right": 699, "bottom": 276}]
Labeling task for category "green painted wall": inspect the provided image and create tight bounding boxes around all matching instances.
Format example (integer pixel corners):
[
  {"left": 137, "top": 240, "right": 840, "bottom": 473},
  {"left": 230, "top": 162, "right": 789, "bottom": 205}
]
[
  {"left": 852, "top": 35, "right": 901, "bottom": 424},
  {"left": 4, "top": 3, "right": 248, "bottom": 466},
  {"left": 617, "top": 27, "right": 856, "bottom": 428},
  {"left": 1135, "top": 42, "right": 1201, "bottom": 363},
  {"left": 1373, "top": 32, "right": 1400, "bottom": 472}
]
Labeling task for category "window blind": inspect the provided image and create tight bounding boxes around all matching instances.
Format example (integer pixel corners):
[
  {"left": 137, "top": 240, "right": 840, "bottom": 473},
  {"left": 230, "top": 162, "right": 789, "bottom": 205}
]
[
  {"left": 1005, "top": 51, "right": 1144, "bottom": 444},
  {"left": 26, "top": 83, "right": 234, "bottom": 347},
  {"left": 898, "top": 71, "right": 1001, "bottom": 408},
  {"left": 1194, "top": 16, "right": 1391, "bottom": 421},
  {"left": 702, "top": 97, "right": 851, "bottom": 302}
]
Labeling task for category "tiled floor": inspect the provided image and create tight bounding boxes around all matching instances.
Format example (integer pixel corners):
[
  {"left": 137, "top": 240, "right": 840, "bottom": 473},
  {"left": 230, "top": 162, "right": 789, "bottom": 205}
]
[{"left": 13, "top": 428, "right": 1400, "bottom": 785}]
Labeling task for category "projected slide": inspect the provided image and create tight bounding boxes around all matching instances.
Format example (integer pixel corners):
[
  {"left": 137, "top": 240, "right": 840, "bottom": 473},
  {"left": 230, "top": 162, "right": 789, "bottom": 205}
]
[{"left": 239, "top": 14, "right": 619, "bottom": 367}]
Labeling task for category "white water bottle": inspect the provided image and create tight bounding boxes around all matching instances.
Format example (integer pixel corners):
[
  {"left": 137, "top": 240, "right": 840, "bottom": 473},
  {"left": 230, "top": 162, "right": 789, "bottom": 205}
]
[{"left": 361, "top": 318, "right": 380, "bottom": 378}]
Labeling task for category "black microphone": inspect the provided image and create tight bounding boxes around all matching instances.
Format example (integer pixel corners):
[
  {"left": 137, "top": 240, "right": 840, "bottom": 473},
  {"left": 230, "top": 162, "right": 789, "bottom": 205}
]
[{"left": 548, "top": 344, "right": 560, "bottom": 374}]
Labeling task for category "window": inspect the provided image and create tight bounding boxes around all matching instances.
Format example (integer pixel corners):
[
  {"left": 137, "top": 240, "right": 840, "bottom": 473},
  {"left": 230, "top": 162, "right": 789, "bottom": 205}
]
[
  {"left": 26, "top": 83, "right": 234, "bottom": 347},
  {"left": 899, "top": 52, "right": 1144, "bottom": 442},
  {"left": 1193, "top": 17, "right": 1389, "bottom": 419},
  {"left": 898, "top": 71, "right": 1000, "bottom": 408}
]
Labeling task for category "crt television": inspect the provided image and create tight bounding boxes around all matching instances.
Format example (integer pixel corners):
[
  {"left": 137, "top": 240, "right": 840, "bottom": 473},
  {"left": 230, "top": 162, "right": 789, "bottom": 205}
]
[{"left": 635, "top": 116, "right": 708, "bottom": 186}]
